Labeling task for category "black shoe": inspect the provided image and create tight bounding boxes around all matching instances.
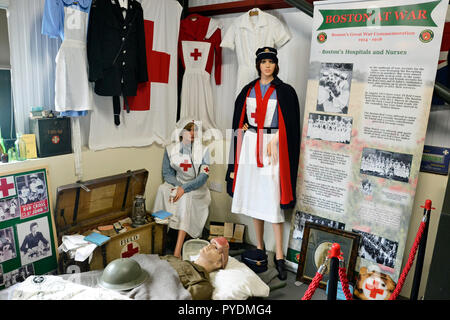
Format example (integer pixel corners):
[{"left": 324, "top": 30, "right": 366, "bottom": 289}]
[{"left": 273, "top": 255, "right": 287, "bottom": 280}]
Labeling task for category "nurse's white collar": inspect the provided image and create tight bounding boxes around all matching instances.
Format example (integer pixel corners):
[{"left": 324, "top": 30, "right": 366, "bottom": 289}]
[{"left": 239, "top": 8, "right": 268, "bottom": 30}]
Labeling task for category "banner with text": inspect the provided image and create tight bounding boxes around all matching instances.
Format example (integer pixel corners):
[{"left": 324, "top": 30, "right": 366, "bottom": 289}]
[{"left": 286, "top": 0, "right": 448, "bottom": 292}]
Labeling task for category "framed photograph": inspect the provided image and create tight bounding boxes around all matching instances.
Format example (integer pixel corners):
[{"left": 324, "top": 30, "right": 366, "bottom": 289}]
[{"left": 296, "top": 222, "right": 360, "bottom": 289}]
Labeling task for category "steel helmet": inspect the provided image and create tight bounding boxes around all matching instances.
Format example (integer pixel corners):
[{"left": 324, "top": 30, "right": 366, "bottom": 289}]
[
  {"left": 182, "top": 238, "right": 210, "bottom": 261},
  {"left": 98, "top": 258, "right": 148, "bottom": 291}
]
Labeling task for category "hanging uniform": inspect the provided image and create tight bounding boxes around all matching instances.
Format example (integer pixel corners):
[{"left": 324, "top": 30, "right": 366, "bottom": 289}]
[
  {"left": 87, "top": 0, "right": 148, "bottom": 126},
  {"left": 88, "top": 0, "right": 182, "bottom": 150},
  {"left": 153, "top": 140, "right": 211, "bottom": 238},
  {"left": 178, "top": 14, "right": 222, "bottom": 131},
  {"left": 42, "top": 0, "right": 93, "bottom": 116},
  {"left": 220, "top": 8, "right": 290, "bottom": 97}
]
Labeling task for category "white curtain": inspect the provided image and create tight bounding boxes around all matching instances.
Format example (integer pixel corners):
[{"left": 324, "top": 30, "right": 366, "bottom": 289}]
[
  {"left": 7, "top": 0, "right": 60, "bottom": 134},
  {"left": 0, "top": 0, "right": 9, "bottom": 9}
]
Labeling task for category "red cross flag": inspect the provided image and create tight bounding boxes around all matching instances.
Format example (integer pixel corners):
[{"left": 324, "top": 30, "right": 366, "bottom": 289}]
[{"left": 0, "top": 176, "right": 16, "bottom": 199}]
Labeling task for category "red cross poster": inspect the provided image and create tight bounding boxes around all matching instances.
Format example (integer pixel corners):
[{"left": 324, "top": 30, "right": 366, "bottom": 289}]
[
  {"left": 286, "top": 0, "right": 448, "bottom": 300},
  {"left": 0, "top": 167, "right": 58, "bottom": 290},
  {"left": 88, "top": 0, "right": 183, "bottom": 150}
]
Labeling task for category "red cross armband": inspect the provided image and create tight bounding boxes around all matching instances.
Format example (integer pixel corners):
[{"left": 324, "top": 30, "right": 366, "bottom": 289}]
[{"left": 200, "top": 164, "right": 210, "bottom": 175}]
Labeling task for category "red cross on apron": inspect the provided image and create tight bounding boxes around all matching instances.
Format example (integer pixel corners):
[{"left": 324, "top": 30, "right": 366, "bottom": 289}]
[
  {"left": 0, "top": 177, "right": 15, "bottom": 198},
  {"left": 121, "top": 242, "right": 140, "bottom": 258},
  {"left": 250, "top": 111, "right": 257, "bottom": 122},
  {"left": 180, "top": 159, "right": 192, "bottom": 172},
  {"left": 128, "top": 20, "right": 170, "bottom": 111},
  {"left": 365, "top": 279, "right": 385, "bottom": 299},
  {"left": 190, "top": 48, "right": 202, "bottom": 61}
]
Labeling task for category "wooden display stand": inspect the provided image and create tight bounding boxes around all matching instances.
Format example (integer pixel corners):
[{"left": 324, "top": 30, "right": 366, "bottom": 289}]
[{"left": 53, "top": 169, "right": 166, "bottom": 273}]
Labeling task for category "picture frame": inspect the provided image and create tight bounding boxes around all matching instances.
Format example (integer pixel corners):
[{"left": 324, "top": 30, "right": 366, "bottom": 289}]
[{"left": 296, "top": 222, "right": 360, "bottom": 289}]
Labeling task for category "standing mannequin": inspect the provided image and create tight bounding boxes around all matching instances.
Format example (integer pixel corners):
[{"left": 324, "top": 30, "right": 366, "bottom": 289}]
[{"left": 226, "top": 47, "right": 300, "bottom": 280}]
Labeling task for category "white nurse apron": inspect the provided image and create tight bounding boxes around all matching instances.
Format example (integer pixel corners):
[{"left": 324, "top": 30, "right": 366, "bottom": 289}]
[
  {"left": 153, "top": 142, "right": 211, "bottom": 238},
  {"left": 231, "top": 96, "right": 284, "bottom": 223}
]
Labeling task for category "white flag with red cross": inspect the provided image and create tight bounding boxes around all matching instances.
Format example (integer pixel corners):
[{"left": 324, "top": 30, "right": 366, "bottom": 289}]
[
  {"left": 88, "top": 0, "right": 183, "bottom": 150},
  {"left": 0, "top": 176, "right": 16, "bottom": 199}
]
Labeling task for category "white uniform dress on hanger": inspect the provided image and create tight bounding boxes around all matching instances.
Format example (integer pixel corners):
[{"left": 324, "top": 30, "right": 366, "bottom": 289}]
[
  {"left": 53, "top": 0, "right": 93, "bottom": 113},
  {"left": 221, "top": 8, "right": 291, "bottom": 96},
  {"left": 153, "top": 141, "right": 211, "bottom": 238},
  {"left": 180, "top": 40, "right": 218, "bottom": 132}
]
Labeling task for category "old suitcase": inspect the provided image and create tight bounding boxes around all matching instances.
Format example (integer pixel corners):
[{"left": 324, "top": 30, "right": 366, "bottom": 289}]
[{"left": 53, "top": 169, "right": 166, "bottom": 273}]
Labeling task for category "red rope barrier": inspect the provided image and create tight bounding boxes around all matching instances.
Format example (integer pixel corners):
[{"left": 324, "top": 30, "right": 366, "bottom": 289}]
[
  {"left": 338, "top": 266, "right": 353, "bottom": 300},
  {"left": 301, "top": 272, "right": 324, "bottom": 300},
  {"left": 389, "top": 221, "right": 427, "bottom": 300}
]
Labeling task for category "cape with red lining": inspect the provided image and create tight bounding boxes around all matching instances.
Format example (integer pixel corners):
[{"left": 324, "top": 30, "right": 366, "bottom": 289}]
[{"left": 225, "top": 76, "right": 300, "bottom": 209}]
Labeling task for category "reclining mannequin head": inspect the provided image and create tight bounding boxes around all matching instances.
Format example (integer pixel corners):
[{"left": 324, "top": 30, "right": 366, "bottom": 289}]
[{"left": 194, "top": 237, "right": 229, "bottom": 273}]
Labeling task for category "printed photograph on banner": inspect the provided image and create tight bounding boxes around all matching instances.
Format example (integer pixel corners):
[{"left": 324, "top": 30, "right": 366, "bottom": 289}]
[
  {"left": 15, "top": 172, "right": 49, "bottom": 219},
  {"left": 360, "top": 148, "right": 412, "bottom": 183},
  {"left": 0, "top": 264, "right": 4, "bottom": 286},
  {"left": 352, "top": 229, "right": 398, "bottom": 270},
  {"left": 307, "top": 113, "right": 353, "bottom": 144},
  {"left": 316, "top": 62, "right": 353, "bottom": 114},
  {"left": 0, "top": 197, "right": 20, "bottom": 222},
  {"left": 2, "top": 263, "right": 35, "bottom": 289},
  {"left": 287, "top": 211, "right": 345, "bottom": 265},
  {"left": 0, "top": 175, "right": 17, "bottom": 199},
  {"left": 360, "top": 178, "right": 374, "bottom": 197},
  {"left": 0, "top": 226, "right": 17, "bottom": 263},
  {"left": 17, "top": 216, "right": 52, "bottom": 265}
]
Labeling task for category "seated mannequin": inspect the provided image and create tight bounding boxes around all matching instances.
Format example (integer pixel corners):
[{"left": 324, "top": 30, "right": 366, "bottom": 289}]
[
  {"left": 153, "top": 119, "right": 211, "bottom": 258},
  {"left": 161, "top": 237, "right": 229, "bottom": 300}
]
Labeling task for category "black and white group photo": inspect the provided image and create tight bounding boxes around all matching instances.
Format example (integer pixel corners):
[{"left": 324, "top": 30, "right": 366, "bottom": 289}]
[
  {"left": 307, "top": 113, "right": 353, "bottom": 144},
  {"left": 352, "top": 229, "right": 398, "bottom": 269},
  {"left": 17, "top": 217, "right": 52, "bottom": 265},
  {"left": 360, "top": 148, "right": 412, "bottom": 183},
  {"left": 317, "top": 62, "right": 353, "bottom": 114},
  {"left": 292, "top": 211, "right": 345, "bottom": 242},
  {"left": 15, "top": 172, "right": 48, "bottom": 207},
  {"left": 0, "top": 198, "right": 19, "bottom": 222},
  {"left": 0, "top": 226, "right": 17, "bottom": 263}
]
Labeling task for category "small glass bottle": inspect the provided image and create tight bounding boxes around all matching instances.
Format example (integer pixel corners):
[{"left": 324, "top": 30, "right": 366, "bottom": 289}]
[{"left": 15, "top": 134, "right": 27, "bottom": 161}]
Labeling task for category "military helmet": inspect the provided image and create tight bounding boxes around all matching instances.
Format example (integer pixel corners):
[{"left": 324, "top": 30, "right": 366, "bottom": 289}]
[
  {"left": 182, "top": 238, "right": 210, "bottom": 261},
  {"left": 98, "top": 258, "right": 148, "bottom": 291}
]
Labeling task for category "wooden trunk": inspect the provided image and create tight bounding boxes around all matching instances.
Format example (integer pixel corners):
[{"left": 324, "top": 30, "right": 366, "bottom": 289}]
[{"left": 53, "top": 169, "right": 166, "bottom": 273}]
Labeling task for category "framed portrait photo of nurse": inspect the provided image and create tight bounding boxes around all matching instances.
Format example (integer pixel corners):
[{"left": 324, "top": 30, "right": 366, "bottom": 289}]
[{"left": 296, "top": 222, "right": 360, "bottom": 289}]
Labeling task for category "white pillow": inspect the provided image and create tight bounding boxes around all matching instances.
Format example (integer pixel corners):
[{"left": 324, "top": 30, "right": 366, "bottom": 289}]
[{"left": 208, "top": 256, "right": 270, "bottom": 300}]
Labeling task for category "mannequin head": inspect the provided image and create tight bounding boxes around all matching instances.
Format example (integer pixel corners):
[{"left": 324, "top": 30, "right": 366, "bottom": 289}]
[
  {"left": 179, "top": 121, "right": 197, "bottom": 144},
  {"left": 194, "top": 237, "right": 229, "bottom": 273},
  {"left": 255, "top": 47, "right": 279, "bottom": 78}
]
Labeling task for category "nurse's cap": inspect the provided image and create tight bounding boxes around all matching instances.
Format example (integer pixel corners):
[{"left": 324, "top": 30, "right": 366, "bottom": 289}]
[{"left": 255, "top": 47, "right": 278, "bottom": 64}]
